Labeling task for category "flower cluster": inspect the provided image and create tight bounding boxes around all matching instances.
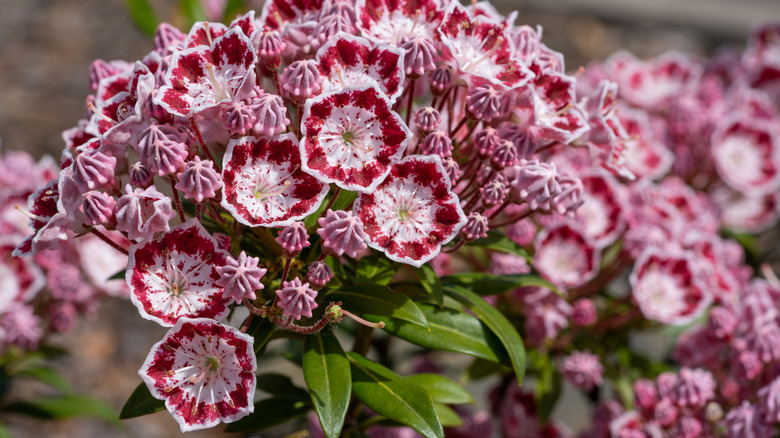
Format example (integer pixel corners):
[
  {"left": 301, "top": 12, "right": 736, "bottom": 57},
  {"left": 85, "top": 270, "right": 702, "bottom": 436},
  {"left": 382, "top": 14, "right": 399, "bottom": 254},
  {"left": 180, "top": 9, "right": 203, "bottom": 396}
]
[{"left": 12, "top": 0, "right": 780, "bottom": 434}]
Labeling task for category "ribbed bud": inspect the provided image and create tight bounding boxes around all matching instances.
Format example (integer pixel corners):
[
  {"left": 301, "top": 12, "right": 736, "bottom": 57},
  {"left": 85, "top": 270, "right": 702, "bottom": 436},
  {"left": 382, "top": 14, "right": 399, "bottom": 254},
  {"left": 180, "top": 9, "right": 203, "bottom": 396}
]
[
  {"left": 401, "top": 37, "right": 437, "bottom": 77},
  {"left": 466, "top": 85, "right": 501, "bottom": 122},
  {"left": 276, "top": 221, "right": 310, "bottom": 256},
  {"left": 250, "top": 91, "right": 290, "bottom": 136},
  {"left": 413, "top": 107, "right": 441, "bottom": 133},
  {"left": 175, "top": 156, "right": 223, "bottom": 202},
  {"left": 280, "top": 60, "right": 322, "bottom": 104},
  {"left": 429, "top": 65, "right": 453, "bottom": 95},
  {"left": 462, "top": 213, "right": 489, "bottom": 241},
  {"left": 71, "top": 149, "right": 117, "bottom": 192},
  {"left": 307, "top": 261, "right": 334, "bottom": 289},
  {"left": 137, "top": 124, "right": 189, "bottom": 176},
  {"left": 317, "top": 209, "right": 368, "bottom": 258},
  {"left": 420, "top": 131, "right": 453, "bottom": 158},
  {"left": 82, "top": 190, "right": 116, "bottom": 226}
]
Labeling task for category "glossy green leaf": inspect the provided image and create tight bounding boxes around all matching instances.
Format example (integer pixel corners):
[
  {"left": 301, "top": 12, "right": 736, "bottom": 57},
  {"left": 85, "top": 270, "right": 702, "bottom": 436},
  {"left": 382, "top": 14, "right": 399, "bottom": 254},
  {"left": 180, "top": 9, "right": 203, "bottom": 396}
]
[
  {"left": 468, "top": 231, "right": 531, "bottom": 260},
  {"left": 356, "top": 255, "right": 397, "bottom": 286},
  {"left": 347, "top": 353, "right": 443, "bottom": 438},
  {"left": 13, "top": 366, "right": 71, "bottom": 393},
  {"left": 123, "top": 0, "right": 158, "bottom": 37},
  {"left": 224, "top": 398, "right": 312, "bottom": 433},
  {"left": 406, "top": 374, "right": 473, "bottom": 405},
  {"left": 246, "top": 317, "right": 275, "bottom": 354},
  {"left": 414, "top": 264, "right": 443, "bottom": 305},
  {"left": 304, "top": 189, "right": 358, "bottom": 230},
  {"left": 328, "top": 285, "right": 428, "bottom": 328},
  {"left": 8, "top": 395, "right": 119, "bottom": 424},
  {"left": 444, "top": 285, "right": 526, "bottom": 384},
  {"left": 108, "top": 269, "right": 126, "bottom": 281},
  {"left": 179, "top": 0, "right": 207, "bottom": 25},
  {"left": 442, "top": 272, "right": 558, "bottom": 296},
  {"left": 303, "top": 332, "right": 351, "bottom": 438},
  {"left": 530, "top": 352, "right": 561, "bottom": 422},
  {"left": 466, "top": 357, "right": 510, "bottom": 381},
  {"left": 433, "top": 403, "right": 462, "bottom": 427},
  {"left": 256, "top": 373, "right": 310, "bottom": 401},
  {"left": 119, "top": 383, "right": 165, "bottom": 419},
  {"left": 370, "top": 303, "right": 507, "bottom": 364}
]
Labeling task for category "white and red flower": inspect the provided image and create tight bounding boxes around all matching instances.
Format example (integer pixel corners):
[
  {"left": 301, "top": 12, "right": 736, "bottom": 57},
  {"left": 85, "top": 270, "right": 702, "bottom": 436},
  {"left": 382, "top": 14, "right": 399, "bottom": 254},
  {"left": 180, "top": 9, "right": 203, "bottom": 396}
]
[
  {"left": 139, "top": 318, "right": 256, "bottom": 432},
  {"left": 127, "top": 220, "right": 232, "bottom": 326},
  {"left": 156, "top": 28, "right": 257, "bottom": 117},
  {"left": 533, "top": 224, "right": 600, "bottom": 289},
  {"left": 711, "top": 117, "right": 780, "bottom": 196},
  {"left": 355, "top": 155, "right": 467, "bottom": 267},
  {"left": 355, "top": 0, "right": 444, "bottom": 46},
  {"left": 568, "top": 171, "right": 626, "bottom": 248},
  {"left": 437, "top": 2, "right": 532, "bottom": 89},
  {"left": 618, "top": 107, "right": 673, "bottom": 180},
  {"left": 300, "top": 86, "right": 411, "bottom": 192},
  {"left": 629, "top": 249, "right": 711, "bottom": 326},
  {"left": 316, "top": 33, "right": 405, "bottom": 103},
  {"left": 221, "top": 134, "right": 329, "bottom": 227}
]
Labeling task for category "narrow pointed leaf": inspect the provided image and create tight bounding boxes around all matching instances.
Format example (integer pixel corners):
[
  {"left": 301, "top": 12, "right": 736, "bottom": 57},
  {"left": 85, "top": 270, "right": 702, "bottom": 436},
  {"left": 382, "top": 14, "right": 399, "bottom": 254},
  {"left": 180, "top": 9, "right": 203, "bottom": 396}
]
[
  {"left": 444, "top": 285, "right": 526, "bottom": 383},
  {"left": 303, "top": 332, "right": 351, "bottom": 438},
  {"left": 7, "top": 395, "right": 118, "bottom": 424},
  {"left": 347, "top": 352, "right": 443, "bottom": 438},
  {"left": 434, "top": 403, "right": 463, "bottom": 427},
  {"left": 442, "top": 272, "right": 558, "bottom": 296},
  {"left": 119, "top": 383, "right": 165, "bottom": 419},
  {"left": 225, "top": 397, "right": 312, "bottom": 432},
  {"left": 368, "top": 303, "right": 508, "bottom": 364},
  {"left": 356, "top": 255, "right": 397, "bottom": 286},
  {"left": 406, "top": 374, "right": 474, "bottom": 405},
  {"left": 256, "top": 373, "right": 310, "bottom": 401},
  {"left": 468, "top": 231, "right": 531, "bottom": 260},
  {"left": 414, "top": 264, "right": 443, "bottom": 305},
  {"left": 13, "top": 366, "right": 71, "bottom": 393},
  {"left": 328, "top": 285, "right": 428, "bottom": 328}
]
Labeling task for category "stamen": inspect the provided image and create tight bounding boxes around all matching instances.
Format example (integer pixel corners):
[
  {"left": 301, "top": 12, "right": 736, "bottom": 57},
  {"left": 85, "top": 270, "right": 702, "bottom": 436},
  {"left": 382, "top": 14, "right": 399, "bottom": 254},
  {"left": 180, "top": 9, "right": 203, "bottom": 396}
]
[
  {"left": 255, "top": 179, "right": 291, "bottom": 201},
  {"left": 189, "top": 367, "right": 209, "bottom": 384},
  {"left": 205, "top": 64, "right": 231, "bottom": 101},
  {"left": 463, "top": 36, "right": 504, "bottom": 71},
  {"left": 87, "top": 101, "right": 117, "bottom": 125},
  {"left": 204, "top": 21, "right": 214, "bottom": 47},
  {"left": 408, "top": 11, "right": 421, "bottom": 36},
  {"left": 14, "top": 205, "right": 49, "bottom": 223}
]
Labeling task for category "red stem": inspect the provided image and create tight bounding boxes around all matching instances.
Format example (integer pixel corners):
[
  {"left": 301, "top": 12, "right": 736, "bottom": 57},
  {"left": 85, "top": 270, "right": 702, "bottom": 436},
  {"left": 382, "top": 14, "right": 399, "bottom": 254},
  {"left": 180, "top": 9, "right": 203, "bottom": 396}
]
[{"left": 89, "top": 228, "right": 129, "bottom": 255}]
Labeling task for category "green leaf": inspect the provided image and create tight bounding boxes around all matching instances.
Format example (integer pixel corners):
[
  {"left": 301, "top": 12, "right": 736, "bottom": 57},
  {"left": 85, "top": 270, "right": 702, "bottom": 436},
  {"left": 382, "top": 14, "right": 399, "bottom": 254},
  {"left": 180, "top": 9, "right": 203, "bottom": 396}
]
[
  {"left": 465, "top": 357, "right": 510, "bottom": 381},
  {"left": 119, "top": 383, "right": 165, "bottom": 419},
  {"left": 530, "top": 352, "right": 561, "bottom": 422},
  {"left": 247, "top": 317, "right": 275, "bottom": 354},
  {"left": 178, "top": 0, "right": 207, "bottom": 25},
  {"left": 347, "top": 353, "right": 443, "bottom": 438},
  {"left": 374, "top": 303, "right": 507, "bottom": 364},
  {"left": 328, "top": 285, "right": 428, "bottom": 328},
  {"left": 304, "top": 189, "right": 358, "bottom": 230},
  {"left": 123, "top": 0, "right": 158, "bottom": 37},
  {"left": 256, "top": 373, "right": 310, "bottom": 401},
  {"left": 356, "top": 256, "right": 397, "bottom": 286},
  {"left": 7, "top": 395, "right": 119, "bottom": 424},
  {"left": 13, "top": 366, "right": 71, "bottom": 393},
  {"left": 414, "top": 264, "right": 443, "bottom": 305},
  {"left": 303, "top": 332, "right": 351, "bottom": 438},
  {"left": 108, "top": 269, "right": 126, "bottom": 281},
  {"left": 468, "top": 231, "right": 531, "bottom": 260},
  {"left": 444, "top": 285, "right": 526, "bottom": 384},
  {"left": 433, "top": 403, "right": 462, "bottom": 427},
  {"left": 0, "top": 423, "right": 12, "bottom": 438},
  {"left": 442, "top": 272, "right": 559, "bottom": 296},
  {"left": 224, "top": 397, "right": 312, "bottom": 433},
  {"left": 406, "top": 374, "right": 473, "bottom": 405}
]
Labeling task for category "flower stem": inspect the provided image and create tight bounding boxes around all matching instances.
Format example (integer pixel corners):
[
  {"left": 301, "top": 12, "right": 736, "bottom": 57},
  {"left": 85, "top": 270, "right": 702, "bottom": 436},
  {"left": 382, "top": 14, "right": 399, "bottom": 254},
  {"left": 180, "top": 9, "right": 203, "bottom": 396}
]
[
  {"left": 168, "top": 176, "right": 186, "bottom": 222},
  {"left": 89, "top": 228, "right": 129, "bottom": 255},
  {"left": 405, "top": 78, "right": 416, "bottom": 126},
  {"left": 190, "top": 118, "right": 221, "bottom": 172}
]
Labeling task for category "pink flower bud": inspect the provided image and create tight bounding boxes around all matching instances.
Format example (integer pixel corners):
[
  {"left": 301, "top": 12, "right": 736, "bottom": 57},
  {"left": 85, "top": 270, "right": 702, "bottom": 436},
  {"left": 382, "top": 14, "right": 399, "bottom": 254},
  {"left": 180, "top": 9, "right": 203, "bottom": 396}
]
[
  {"left": 420, "top": 131, "right": 453, "bottom": 158},
  {"left": 572, "top": 298, "right": 597, "bottom": 326},
  {"left": 561, "top": 351, "right": 604, "bottom": 392},
  {"left": 634, "top": 379, "right": 657, "bottom": 412},
  {"left": 552, "top": 174, "right": 584, "bottom": 216},
  {"left": 307, "top": 261, "right": 333, "bottom": 289},
  {"left": 462, "top": 213, "right": 489, "bottom": 241},
  {"left": 481, "top": 175, "right": 508, "bottom": 207},
  {"left": 441, "top": 157, "right": 460, "bottom": 185},
  {"left": 654, "top": 399, "right": 679, "bottom": 426},
  {"left": 317, "top": 209, "right": 368, "bottom": 258},
  {"left": 128, "top": 161, "right": 153, "bottom": 187},
  {"left": 222, "top": 100, "right": 256, "bottom": 136},
  {"left": 429, "top": 65, "right": 453, "bottom": 95},
  {"left": 276, "top": 222, "right": 310, "bottom": 256},
  {"left": 115, "top": 184, "right": 176, "bottom": 241},
  {"left": 413, "top": 107, "right": 441, "bottom": 133},
  {"left": 401, "top": 37, "right": 437, "bottom": 77},
  {"left": 280, "top": 60, "right": 322, "bottom": 104},
  {"left": 153, "top": 23, "right": 185, "bottom": 56},
  {"left": 71, "top": 149, "right": 116, "bottom": 192},
  {"left": 175, "top": 156, "right": 223, "bottom": 203},
  {"left": 466, "top": 85, "right": 501, "bottom": 122},
  {"left": 250, "top": 91, "right": 289, "bottom": 137},
  {"left": 216, "top": 251, "right": 267, "bottom": 304},
  {"left": 511, "top": 159, "right": 561, "bottom": 209},
  {"left": 313, "top": 14, "right": 353, "bottom": 48},
  {"left": 475, "top": 127, "right": 501, "bottom": 159},
  {"left": 708, "top": 306, "right": 738, "bottom": 339},
  {"left": 276, "top": 278, "right": 318, "bottom": 320},
  {"left": 83, "top": 190, "right": 116, "bottom": 226},
  {"left": 88, "top": 59, "right": 129, "bottom": 91},
  {"left": 491, "top": 139, "right": 517, "bottom": 170},
  {"left": 255, "top": 30, "right": 285, "bottom": 69},
  {"left": 137, "top": 124, "right": 189, "bottom": 176}
]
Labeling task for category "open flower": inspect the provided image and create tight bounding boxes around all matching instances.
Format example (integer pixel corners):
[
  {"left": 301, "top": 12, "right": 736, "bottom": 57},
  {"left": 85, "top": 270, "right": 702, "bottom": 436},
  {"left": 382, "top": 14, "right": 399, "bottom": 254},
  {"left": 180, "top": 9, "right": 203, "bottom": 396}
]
[
  {"left": 355, "top": 155, "right": 467, "bottom": 267},
  {"left": 156, "top": 28, "right": 257, "bottom": 117},
  {"left": 356, "top": 0, "right": 444, "bottom": 46},
  {"left": 711, "top": 117, "right": 780, "bottom": 196},
  {"left": 221, "top": 134, "right": 329, "bottom": 227},
  {"left": 316, "top": 33, "right": 405, "bottom": 103},
  {"left": 139, "top": 318, "right": 256, "bottom": 432},
  {"left": 127, "top": 219, "right": 231, "bottom": 326},
  {"left": 300, "top": 86, "right": 411, "bottom": 192}
]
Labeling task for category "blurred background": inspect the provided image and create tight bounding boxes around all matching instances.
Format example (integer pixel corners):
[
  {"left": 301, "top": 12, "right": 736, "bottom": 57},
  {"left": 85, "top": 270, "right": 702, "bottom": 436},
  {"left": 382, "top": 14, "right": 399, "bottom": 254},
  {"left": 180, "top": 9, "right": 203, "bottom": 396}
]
[{"left": 0, "top": 0, "right": 775, "bottom": 436}]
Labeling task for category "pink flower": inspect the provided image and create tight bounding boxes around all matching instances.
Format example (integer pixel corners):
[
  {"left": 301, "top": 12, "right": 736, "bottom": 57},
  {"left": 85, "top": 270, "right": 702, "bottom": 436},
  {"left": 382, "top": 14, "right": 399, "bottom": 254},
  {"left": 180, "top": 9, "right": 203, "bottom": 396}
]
[
  {"left": 127, "top": 220, "right": 232, "bottom": 326},
  {"left": 533, "top": 224, "right": 599, "bottom": 289},
  {"left": 724, "top": 401, "right": 773, "bottom": 438},
  {"left": 216, "top": 251, "right": 267, "bottom": 304},
  {"left": 276, "top": 278, "right": 318, "bottom": 320},
  {"left": 567, "top": 170, "right": 626, "bottom": 248},
  {"left": 115, "top": 184, "right": 176, "bottom": 241},
  {"left": 355, "top": 155, "right": 467, "bottom": 267},
  {"left": 156, "top": 28, "right": 257, "bottom": 117},
  {"left": 629, "top": 249, "right": 711, "bottom": 325},
  {"left": 560, "top": 351, "right": 604, "bottom": 391},
  {"left": 300, "top": 86, "right": 411, "bottom": 193},
  {"left": 711, "top": 117, "right": 780, "bottom": 196},
  {"left": 139, "top": 318, "right": 256, "bottom": 432},
  {"left": 221, "top": 134, "right": 329, "bottom": 227},
  {"left": 356, "top": 0, "right": 443, "bottom": 46}
]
